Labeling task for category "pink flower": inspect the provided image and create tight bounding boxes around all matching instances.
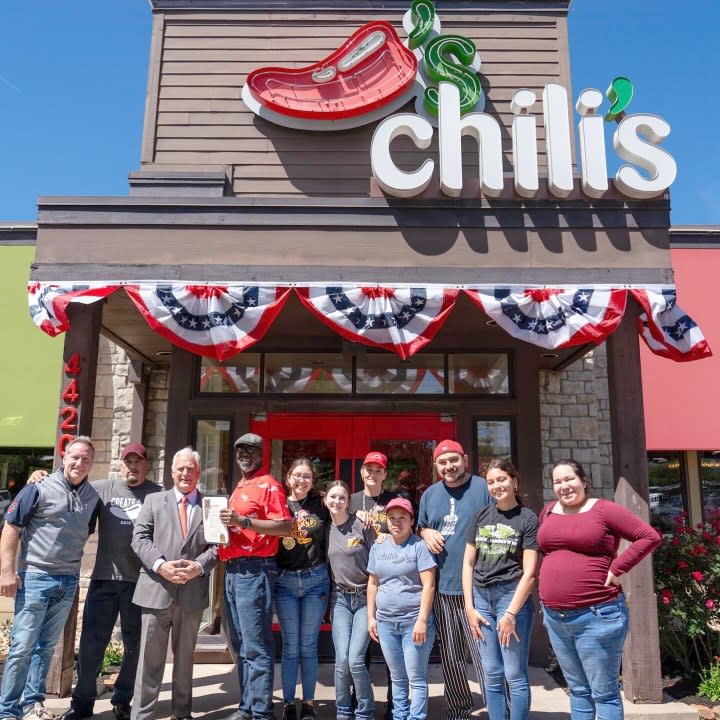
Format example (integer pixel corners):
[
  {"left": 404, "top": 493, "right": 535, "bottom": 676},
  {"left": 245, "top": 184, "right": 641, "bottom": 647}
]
[
  {"left": 692, "top": 571, "right": 705, "bottom": 582},
  {"left": 706, "top": 599, "right": 716, "bottom": 610},
  {"left": 661, "top": 589, "right": 673, "bottom": 605},
  {"left": 678, "top": 560, "right": 689, "bottom": 569},
  {"left": 693, "top": 544, "right": 708, "bottom": 556},
  {"left": 671, "top": 538, "right": 681, "bottom": 546}
]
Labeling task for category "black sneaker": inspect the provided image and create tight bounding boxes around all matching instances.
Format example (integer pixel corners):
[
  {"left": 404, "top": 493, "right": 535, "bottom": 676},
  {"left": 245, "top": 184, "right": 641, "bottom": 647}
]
[
  {"left": 112, "top": 704, "right": 131, "bottom": 720},
  {"left": 281, "top": 703, "right": 297, "bottom": 720},
  {"left": 299, "top": 703, "right": 315, "bottom": 720}
]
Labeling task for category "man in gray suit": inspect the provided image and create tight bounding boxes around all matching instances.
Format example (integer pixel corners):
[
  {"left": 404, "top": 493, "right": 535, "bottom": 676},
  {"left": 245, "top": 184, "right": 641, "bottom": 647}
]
[{"left": 130, "top": 447, "right": 217, "bottom": 720}]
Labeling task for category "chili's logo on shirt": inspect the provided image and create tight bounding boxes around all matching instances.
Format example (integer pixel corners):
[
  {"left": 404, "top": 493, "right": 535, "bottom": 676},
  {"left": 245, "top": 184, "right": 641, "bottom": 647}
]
[{"left": 283, "top": 511, "right": 316, "bottom": 549}]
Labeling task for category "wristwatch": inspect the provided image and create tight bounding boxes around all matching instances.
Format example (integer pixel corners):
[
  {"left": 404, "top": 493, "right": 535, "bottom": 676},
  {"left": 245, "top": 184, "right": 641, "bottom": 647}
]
[{"left": 240, "top": 516, "right": 252, "bottom": 529}]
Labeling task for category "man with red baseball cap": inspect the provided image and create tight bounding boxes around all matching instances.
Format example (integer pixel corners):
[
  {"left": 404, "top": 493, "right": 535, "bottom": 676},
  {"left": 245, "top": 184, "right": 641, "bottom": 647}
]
[{"left": 417, "top": 439, "right": 491, "bottom": 720}]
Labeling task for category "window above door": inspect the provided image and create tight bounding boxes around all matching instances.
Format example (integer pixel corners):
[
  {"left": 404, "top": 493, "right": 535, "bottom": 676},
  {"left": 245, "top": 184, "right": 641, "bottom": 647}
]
[{"left": 197, "top": 351, "right": 511, "bottom": 397}]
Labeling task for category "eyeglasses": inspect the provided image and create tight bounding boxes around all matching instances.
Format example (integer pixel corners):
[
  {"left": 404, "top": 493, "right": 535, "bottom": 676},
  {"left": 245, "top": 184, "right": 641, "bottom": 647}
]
[
  {"left": 291, "top": 473, "right": 314, "bottom": 481},
  {"left": 236, "top": 445, "right": 259, "bottom": 454}
]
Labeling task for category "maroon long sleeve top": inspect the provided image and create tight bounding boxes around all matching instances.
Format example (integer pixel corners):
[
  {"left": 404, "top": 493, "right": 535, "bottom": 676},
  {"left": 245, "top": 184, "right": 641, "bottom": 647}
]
[{"left": 538, "top": 498, "right": 661, "bottom": 610}]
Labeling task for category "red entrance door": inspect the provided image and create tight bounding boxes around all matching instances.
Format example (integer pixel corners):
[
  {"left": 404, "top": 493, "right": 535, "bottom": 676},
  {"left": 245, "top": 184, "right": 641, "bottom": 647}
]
[{"left": 250, "top": 412, "right": 456, "bottom": 501}]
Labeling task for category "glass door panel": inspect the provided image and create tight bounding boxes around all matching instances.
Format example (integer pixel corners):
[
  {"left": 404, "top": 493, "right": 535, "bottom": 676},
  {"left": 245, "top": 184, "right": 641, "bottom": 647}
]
[
  {"left": 194, "top": 418, "right": 232, "bottom": 634},
  {"left": 368, "top": 439, "right": 436, "bottom": 506},
  {"left": 269, "top": 438, "right": 337, "bottom": 491}
]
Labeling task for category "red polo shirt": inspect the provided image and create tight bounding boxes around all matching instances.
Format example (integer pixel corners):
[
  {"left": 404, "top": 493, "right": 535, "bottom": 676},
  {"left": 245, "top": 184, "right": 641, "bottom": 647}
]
[{"left": 218, "top": 468, "right": 291, "bottom": 560}]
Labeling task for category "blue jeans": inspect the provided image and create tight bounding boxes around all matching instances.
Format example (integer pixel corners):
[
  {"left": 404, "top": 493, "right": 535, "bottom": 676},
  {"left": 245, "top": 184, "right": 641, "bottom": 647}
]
[
  {"left": 72, "top": 579, "right": 141, "bottom": 713},
  {"left": 473, "top": 581, "right": 533, "bottom": 720},
  {"left": 542, "top": 595, "right": 629, "bottom": 720},
  {"left": 0, "top": 572, "right": 79, "bottom": 719},
  {"left": 275, "top": 565, "right": 329, "bottom": 702},
  {"left": 376, "top": 615, "right": 436, "bottom": 720},
  {"left": 331, "top": 589, "right": 374, "bottom": 720},
  {"left": 224, "top": 557, "right": 278, "bottom": 720}
]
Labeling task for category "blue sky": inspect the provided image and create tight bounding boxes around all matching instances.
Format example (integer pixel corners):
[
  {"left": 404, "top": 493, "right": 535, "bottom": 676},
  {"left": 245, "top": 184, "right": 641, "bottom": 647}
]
[{"left": 1, "top": 0, "right": 718, "bottom": 224}]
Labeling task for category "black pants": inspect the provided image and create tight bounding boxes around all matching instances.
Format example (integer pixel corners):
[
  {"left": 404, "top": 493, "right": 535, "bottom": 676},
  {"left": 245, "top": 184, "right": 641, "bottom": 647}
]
[{"left": 72, "top": 579, "right": 142, "bottom": 713}]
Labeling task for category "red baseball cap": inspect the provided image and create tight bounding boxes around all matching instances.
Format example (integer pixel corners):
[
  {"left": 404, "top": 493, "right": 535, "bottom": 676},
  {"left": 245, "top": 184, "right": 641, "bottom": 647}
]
[
  {"left": 433, "top": 440, "right": 465, "bottom": 461},
  {"left": 121, "top": 442, "right": 147, "bottom": 461},
  {"left": 385, "top": 497, "right": 414, "bottom": 517},
  {"left": 362, "top": 451, "right": 387, "bottom": 469}
]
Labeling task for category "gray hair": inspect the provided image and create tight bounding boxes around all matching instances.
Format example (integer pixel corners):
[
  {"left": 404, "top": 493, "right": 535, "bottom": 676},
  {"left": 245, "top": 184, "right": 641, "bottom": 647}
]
[
  {"left": 66, "top": 435, "right": 95, "bottom": 458},
  {"left": 172, "top": 446, "right": 200, "bottom": 470}
]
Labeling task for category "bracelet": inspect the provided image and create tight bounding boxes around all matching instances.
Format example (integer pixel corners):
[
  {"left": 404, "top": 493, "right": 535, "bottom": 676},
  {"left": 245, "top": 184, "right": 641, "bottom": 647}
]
[{"left": 505, "top": 611, "right": 517, "bottom": 619}]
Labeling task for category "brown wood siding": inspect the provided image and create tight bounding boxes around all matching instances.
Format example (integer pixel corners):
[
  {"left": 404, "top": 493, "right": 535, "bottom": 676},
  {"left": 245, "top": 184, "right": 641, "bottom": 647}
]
[{"left": 147, "top": 11, "right": 567, "bottom": 197}]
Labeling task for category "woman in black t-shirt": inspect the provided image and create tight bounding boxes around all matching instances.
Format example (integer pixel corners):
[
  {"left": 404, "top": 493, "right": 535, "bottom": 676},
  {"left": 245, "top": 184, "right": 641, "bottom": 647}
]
[
  {"left": 275, "top": 458, "right": 330, "bottom": 720},
  {"left": 461, "top": 458, "right": 539, "bottom": 720}
]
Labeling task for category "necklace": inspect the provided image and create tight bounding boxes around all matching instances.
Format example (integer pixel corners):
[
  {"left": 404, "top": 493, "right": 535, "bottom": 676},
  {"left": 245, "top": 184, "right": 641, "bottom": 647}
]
[
  {"left": 288, "top": 495, "right": 309, "bottom": 515},
  {"left": 362, "top": 491, "right": 380, "bottom": 514}
]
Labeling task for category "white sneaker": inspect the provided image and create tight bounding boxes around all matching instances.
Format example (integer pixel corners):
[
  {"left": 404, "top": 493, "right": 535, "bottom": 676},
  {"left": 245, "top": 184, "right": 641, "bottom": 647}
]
[{"left": 23, "top": 704, "right": 57, "bottom": 720}]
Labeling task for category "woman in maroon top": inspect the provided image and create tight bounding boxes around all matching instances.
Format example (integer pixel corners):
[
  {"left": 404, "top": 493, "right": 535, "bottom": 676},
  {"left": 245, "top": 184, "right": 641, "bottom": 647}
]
[{"left": 537, "top": 459, "right": 661, "bottom": 720}]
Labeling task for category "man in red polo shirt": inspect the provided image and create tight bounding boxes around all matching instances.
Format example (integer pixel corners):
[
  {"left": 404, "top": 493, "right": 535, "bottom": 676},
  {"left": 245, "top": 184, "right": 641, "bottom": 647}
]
[{"left": 219, "top": 433, "right": 292, "bottom": 720}]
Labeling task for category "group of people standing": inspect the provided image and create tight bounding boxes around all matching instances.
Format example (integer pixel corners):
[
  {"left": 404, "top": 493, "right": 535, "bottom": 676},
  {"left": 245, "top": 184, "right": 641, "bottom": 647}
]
[{"left": 0, "top": 432, "right": 662, "bottom": 720}]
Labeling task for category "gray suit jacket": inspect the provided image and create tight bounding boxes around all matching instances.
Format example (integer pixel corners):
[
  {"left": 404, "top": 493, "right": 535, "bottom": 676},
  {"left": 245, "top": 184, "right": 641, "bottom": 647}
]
[{"left": 131, "top": 489, "right": 218, "bottom": 611}]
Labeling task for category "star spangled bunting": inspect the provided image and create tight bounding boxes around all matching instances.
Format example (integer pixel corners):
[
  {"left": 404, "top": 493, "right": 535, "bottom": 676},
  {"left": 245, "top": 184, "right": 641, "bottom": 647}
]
[
  {"left": 297, "top": 286, "right": 457, "bottom": 359},
  {"left": 124, "top": 284, "right": 292, "bottom": 361},
  {"left": 464, "top": 287, "right": 627, "bottom": 350},
  {"left": 28, "top": 282, "right": 121, "bottom": 337},
  {"left": 631, "top": 288, "right": 712, "bottom": 362}
]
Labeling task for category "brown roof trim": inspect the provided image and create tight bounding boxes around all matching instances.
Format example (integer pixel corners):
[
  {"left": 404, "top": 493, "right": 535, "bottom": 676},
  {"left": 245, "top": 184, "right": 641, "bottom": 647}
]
[
  {"left": 36, "top": 195, "right": 671, "bottom": 231},
  {"left": 150, "top": 1, "right": 569, "bottom": 11},
  {"left": 28, "top": 262, "right": 673, "bottom": 286},
  {"left": 670, "top": 225, "right": 720, "bottom": 248},
  {"left": 0, "top": 223, "right": 38, "bottom": 246}
]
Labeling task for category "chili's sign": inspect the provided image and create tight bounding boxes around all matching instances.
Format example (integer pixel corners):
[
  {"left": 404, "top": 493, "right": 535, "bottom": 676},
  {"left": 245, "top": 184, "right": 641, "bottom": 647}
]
[{"left": 241, "top": 0, "right": 676, "bottom": 200}]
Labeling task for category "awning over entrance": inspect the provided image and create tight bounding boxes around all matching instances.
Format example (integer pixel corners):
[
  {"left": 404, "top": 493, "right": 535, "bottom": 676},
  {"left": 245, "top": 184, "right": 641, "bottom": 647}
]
[{"left": 28, "top": 282, "right": 711, "bottom": 363}]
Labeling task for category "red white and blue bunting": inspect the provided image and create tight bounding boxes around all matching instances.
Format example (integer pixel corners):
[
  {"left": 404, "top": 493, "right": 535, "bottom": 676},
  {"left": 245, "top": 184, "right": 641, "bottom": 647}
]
[
  {"left": 631, "top": 287, "right": 712, "bottom": 362},
  {"left": 464, "top": 287, "right": 627, "bottom": 350},
  {"left": 28, "top": 282, "right": 711, "bottom": 362},
  {"left": 297, "top": 286, "right": 457, "bottom": 360},
  {"left": 124, "top": 284, "right": 292, "bottom": 361}
]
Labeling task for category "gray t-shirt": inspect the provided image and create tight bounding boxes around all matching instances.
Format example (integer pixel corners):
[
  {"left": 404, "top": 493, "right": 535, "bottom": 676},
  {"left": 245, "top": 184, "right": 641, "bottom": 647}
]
[
  {"left": 367, "top": 534, "right": 436, "bottom": 623},
  {"left": 327, "top": 514, "right": 374, "bottom": 591},
  {"left": 92, "top": 478, "right": 162, "bottom": 582}
]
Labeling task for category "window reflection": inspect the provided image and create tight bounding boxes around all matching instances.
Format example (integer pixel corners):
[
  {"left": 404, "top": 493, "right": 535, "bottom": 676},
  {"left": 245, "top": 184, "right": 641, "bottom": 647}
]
[
  {"left": 475, "top": 420, "right": 513, "bottom": 472},
  {"left": 199, "top": 355, "right": 260, "bottom": 394},
  {"left": 647, "top": 453, "right": 685, "bottom": 533},
  {"left": 699, "top": 451, "right": 720, "bottom": 522},
  {"left": 450, "top": 354, "right": 509, "bottom": 395},
  {"left": 357, "top": 355, "right": 444, "bottom": 394},
  {"left": 264, "top": 354, "right": 351, "bottom": 394}
]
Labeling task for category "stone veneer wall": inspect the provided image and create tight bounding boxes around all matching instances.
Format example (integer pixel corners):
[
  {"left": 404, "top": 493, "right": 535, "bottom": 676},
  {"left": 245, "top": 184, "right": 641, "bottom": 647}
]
[
  {"left": 539, "top": 343, "right": 614, "bottom": 502},
  {"left": 77, "top": 336, "right": 168, "bottom": 638}
]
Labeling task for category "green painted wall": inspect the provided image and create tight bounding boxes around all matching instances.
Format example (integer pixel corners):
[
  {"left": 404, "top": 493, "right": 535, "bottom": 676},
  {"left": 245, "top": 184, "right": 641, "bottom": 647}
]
[{"left": 0, "top": 247, "right": 62, "bottom": 447}]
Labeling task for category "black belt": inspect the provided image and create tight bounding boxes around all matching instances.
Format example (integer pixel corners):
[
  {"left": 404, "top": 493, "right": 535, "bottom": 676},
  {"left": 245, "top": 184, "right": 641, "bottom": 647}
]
[{"left": 334, "top": 584, "right": 365, "bottom": 594}]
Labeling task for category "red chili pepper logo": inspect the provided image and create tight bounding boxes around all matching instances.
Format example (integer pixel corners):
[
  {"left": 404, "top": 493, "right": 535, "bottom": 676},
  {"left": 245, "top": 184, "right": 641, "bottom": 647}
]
[{"left": 245, "top": 21, "right": 417, "bottom": 121}]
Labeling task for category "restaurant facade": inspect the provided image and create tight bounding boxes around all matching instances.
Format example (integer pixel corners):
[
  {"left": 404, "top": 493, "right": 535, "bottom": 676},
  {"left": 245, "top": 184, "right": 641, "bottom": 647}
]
[{"left": 25, "top": 0, "right": 711, "bottom": 703}]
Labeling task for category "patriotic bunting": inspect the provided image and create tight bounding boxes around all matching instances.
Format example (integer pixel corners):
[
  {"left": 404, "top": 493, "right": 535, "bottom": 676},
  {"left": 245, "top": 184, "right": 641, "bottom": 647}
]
[
  {"left": 464, "top": 287, "right": 627, "bottom": 350},
  {"left": 631, "top": 288, "right": 712, "bottom": 362},
  {"left": 124, "top": 284, "right": 292, "bottom": 361},
  {"left": 28, "top": 282, "right": 121, "bottom": 337},
  {"left": 297, "top": 286, "right": 457, "bottom": 359},
  {"left": 27, "top": 282, "right": 711, "bottom": 362}
]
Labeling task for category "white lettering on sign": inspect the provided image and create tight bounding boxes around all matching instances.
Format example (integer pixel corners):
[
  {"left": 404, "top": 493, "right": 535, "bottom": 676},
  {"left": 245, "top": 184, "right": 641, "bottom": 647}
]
[{"left": 371, "top": 80, "right": 676, "bottom": 200}]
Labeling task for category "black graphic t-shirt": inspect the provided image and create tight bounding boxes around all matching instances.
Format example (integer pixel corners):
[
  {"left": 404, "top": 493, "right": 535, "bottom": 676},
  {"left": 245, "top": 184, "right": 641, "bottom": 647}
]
[
  {"left": 469, "top": 503, "right": 538, "bottom": 588},
  {"left": 277, "top": 493, "right": 329, "bottom": 571},
  {"left": 350, "top": 489, "right": 398, "bottom": 535}
]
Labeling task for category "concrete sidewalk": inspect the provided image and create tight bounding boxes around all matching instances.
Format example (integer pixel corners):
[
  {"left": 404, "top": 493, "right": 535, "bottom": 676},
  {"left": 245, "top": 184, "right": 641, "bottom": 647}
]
[{"left": 44, "top": 663, "right": 697, "bottom": 720}]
